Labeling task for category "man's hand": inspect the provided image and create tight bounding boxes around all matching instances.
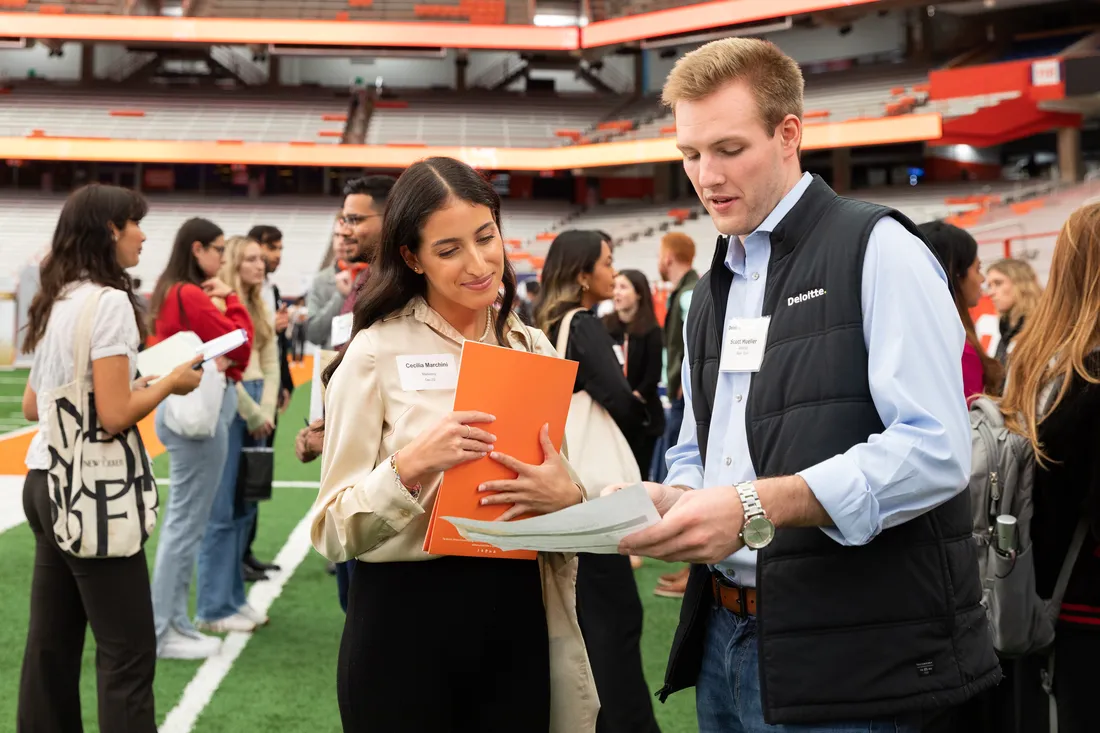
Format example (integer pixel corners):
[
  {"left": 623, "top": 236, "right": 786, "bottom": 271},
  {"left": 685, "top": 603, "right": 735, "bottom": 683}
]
[
  {"left": 602, "top": 481, "right": 685, "bottom": 517},
  {"left": 619, "top": 485, "right": 746, "bottom": 564},
  {"left": 275, "top": 305, "right": 290, "bottom": 334},
  {"left": 334, "top": 270, "right": 354, "bottom": 297},
  {"left": 295, "top": 420, "right": 324, "bottom": 463}
]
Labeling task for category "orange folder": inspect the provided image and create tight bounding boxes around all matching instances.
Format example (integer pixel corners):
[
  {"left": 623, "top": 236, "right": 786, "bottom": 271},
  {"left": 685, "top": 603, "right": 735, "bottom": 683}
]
[{"left": 423, "top": 340, "right": 578, "bottom": 560}]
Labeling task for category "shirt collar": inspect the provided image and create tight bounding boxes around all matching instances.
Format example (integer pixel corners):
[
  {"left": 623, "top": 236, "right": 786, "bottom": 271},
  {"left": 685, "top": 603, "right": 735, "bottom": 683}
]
[{"left": 724, "top": 171, "right": 814, "bottom": 274}]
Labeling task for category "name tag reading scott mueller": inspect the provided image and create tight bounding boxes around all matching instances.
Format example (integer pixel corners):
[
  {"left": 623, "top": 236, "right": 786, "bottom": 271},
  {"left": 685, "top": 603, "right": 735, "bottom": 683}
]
[
  {"left": 397, "top": 354, "right": 459, "bottom": 391},
  {"left": 719, "top": 317, "right": 771, "bottom": 373}
]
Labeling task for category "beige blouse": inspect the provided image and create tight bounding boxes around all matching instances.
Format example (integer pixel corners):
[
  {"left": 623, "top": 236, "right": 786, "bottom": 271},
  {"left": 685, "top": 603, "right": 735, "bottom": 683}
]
[{"left": 309, "top": 296, "right": 599, "bottom": 733}]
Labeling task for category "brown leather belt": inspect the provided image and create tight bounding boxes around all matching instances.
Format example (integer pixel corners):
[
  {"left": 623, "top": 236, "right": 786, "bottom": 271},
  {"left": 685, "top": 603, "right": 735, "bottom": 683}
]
[{"left": 712, "top": 574, "right": 757, "bottom": 617}]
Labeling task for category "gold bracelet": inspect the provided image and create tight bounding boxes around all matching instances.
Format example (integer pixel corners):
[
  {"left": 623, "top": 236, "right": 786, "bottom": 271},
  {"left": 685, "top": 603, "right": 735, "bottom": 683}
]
[{"left": 390, "top": 452, "right": 421, "bottom": 499}]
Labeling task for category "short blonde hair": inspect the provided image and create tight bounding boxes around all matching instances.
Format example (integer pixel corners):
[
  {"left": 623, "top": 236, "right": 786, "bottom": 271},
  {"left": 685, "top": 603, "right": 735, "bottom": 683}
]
[
  {"left": 662, "top": 38, "right": 804, "bottom": 134},
  {"left": 661, "top": 232, "right": 695, "bottom": 265}
]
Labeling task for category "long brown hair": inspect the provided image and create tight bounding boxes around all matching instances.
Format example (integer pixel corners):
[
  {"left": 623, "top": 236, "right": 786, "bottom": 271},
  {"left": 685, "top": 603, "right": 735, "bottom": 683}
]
[
  {"left": 918, "top": 220, "right": 1004, "bottom": 396},
  {"left": 23, "top": 183, "right": 148, "bottom": 354},
  {"left": 322, "top": 157, "right": 521, "bottom": 386},
  {"left": 1001, "top": 203, "right": 1100, "bottom": 464},
  {"left": 148, "top": 217, "right": 223, "bottom": 328},
  {"left": 534, "top": 229, "right": 604, "bottom": 336},
  {"left": 603, "top": 269, "right": 659, "bottom": 338}
]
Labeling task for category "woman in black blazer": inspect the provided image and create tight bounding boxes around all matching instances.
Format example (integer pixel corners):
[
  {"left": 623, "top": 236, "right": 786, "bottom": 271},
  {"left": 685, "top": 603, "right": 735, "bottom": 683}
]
[{"left": 603, "top": 268, "right": 666, "bottom": 480}]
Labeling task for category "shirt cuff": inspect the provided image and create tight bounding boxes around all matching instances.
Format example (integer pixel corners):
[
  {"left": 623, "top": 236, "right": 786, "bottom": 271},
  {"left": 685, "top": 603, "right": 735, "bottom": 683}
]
[
  {"left": 797, "top": 454, "right": 881, "bottom": 546},
  {"left": 665, "top": 463, "right": 704, "bottom": 491}
]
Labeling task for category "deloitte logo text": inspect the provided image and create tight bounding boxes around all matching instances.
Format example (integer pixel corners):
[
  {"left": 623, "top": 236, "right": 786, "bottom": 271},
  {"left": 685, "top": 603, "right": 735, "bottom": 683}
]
[{"left": 787, "top": 288, "right": 826, "bottom": 307}]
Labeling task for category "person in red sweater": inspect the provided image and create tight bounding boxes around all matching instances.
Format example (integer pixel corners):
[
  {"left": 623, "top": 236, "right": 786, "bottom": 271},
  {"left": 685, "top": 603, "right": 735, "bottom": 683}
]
[
  {"left": 147, "top": 217, "right": 256, "bottom": 660},
  {"left": 919, "top": 221, "right": 1004, "bottom": 403}
]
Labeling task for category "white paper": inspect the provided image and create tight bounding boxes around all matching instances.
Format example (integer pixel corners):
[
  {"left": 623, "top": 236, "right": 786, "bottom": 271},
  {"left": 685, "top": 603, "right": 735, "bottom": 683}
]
[
  {"left": 441, "top": 483, "right": 661, "bottom": 554},
  {"left": 137, "top": 329, "right": 247, "bottom": 383},
  {"left": 719, "top": 317, "right": 770, "bottom": 373},
  {"left": 396, "top": 354, "right": 458, "bottom": 392}
]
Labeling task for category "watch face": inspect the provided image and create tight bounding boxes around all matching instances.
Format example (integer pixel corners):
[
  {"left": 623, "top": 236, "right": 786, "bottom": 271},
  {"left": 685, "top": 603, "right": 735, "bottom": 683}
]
[{"left": 743, "top": 515, "right": 775, "bottom": 549}]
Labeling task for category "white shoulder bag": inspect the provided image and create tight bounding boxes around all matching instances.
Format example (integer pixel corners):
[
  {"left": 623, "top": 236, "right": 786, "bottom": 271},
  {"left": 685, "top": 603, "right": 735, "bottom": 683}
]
[
  {"left": 44, "top": 287, "right": 158, "bottom": 558},
  {"left": 555, "top": 308, "right": 641, "bottom": 495}
]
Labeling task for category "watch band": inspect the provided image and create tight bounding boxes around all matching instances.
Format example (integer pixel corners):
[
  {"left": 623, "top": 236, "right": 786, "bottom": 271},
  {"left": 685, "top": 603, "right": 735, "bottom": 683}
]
[{"left": 736, "top": 481, "right": 766, "bottom": 520}]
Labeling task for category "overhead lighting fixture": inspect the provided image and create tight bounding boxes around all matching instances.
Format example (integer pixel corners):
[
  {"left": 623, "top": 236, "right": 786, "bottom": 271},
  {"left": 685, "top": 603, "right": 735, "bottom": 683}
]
[{"left": 533, "top": 13, "right": 587, "bottom": 27}]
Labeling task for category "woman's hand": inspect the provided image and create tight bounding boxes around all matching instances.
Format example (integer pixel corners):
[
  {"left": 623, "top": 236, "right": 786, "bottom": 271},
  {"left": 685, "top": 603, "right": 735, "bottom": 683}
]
[
  {"left": 602, "top": 481, "right": 685, "bottom": 517},
  {"left": 250, "top": 421, "right": 274, "bottom": 440},
  {"left": 132, "top": 376, "right": 156, "bottom": 391},
  {"left": 478, "top": 424, "right": 583, "bottom": 521},
  {"left": 398, "top": 411, "right": 497, "bottom": 487},
  {"left": 166, "top": 356, "right": 205, "bottom": 396},
  {"left": 202, "top": 278, "right": 234, "bottom": 300}
]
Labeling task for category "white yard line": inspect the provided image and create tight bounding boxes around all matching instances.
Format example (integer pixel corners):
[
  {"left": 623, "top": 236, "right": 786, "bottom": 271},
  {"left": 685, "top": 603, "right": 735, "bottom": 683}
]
[
  {"left": 159, "top": 511, "right": 315, "bottom": 733},
  {"left": 0, "top": 475, "right": 26, "bottom": 535}
]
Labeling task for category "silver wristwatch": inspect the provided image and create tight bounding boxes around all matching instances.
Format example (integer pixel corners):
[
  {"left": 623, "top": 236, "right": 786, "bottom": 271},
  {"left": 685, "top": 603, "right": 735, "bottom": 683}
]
[{"left": 735, "top": 481, "right": 775, "bottom": 550}]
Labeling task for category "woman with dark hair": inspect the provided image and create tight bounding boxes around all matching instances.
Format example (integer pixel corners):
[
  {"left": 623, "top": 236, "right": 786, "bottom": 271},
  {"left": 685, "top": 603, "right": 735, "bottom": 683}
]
[
  {"left": 312, "top": 157, "right": 597, "bottom": 733},
  {"left": 536, "top": 232, "right": 659, "bottom": 733},
  {"left": 18, "top": 183, "right": 203, "bottom": 733},
  {"left": 148, "top": 217, "right": 256, "bottom": 660},
  {"left": 603, "top": 268, "right": 666, "bottom": 479},
  {"left": 919, "top": 220, "right": 1004, "bottom": 402}
]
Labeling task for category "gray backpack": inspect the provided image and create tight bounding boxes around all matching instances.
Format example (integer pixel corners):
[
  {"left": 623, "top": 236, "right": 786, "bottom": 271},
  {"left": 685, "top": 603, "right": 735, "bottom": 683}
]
[{"left": 969, "top": 392, "right": 1088, "bottom": 658}]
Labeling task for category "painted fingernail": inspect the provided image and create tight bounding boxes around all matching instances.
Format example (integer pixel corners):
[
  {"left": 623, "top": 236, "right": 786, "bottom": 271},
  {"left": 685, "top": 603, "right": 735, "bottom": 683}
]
[
  {"left": 480, "top": 498, "right": 488, "bottom": 505},
  {"left": 477, "top": 485, "right": 486, "bottom": 492},
  {"left": 490, "top": 434, "right": 498, "bottom": 442}
]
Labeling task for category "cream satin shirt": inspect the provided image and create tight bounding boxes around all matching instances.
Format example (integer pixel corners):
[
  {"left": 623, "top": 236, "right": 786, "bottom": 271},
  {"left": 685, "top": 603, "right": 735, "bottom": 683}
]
[{"left": 310, "top": 296, "right": 599, "bottom": 733}]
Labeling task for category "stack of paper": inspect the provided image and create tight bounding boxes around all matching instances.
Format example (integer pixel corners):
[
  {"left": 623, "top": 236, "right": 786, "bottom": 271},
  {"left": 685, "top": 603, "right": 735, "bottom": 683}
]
[
  {"left": 441, "top": 483, "right": 660, "bottom": 554},
  {"left": 137, "top": 329, "right": 248, "bottom": 383}
]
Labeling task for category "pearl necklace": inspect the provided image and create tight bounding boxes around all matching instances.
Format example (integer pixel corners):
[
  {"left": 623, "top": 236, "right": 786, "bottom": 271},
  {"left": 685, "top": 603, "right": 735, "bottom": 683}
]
[{"left": 478, "top": 307, "right": 493, "bottom": 342}]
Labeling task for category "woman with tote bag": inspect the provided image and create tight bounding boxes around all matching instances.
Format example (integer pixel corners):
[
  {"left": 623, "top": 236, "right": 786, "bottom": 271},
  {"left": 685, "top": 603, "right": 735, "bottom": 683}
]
[
  {"left": 17, "top": 184, "right": 203, "bottom": 733},
  {"left": 536, "top": 230, "right": 661, "bottom": 733},
  {"left": 147, "top": 217, "right": 255, "bottom": 660}
]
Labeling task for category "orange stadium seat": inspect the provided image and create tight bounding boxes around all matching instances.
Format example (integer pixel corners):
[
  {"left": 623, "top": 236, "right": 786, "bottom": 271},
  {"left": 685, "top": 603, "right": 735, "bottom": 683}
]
[
  {"left": 913, "top": 83, "right": 930, "bottom": 94},
  {"left": 536, "top": 232, "right": 556, "bottom": 241},
  {"left": 554, "top": 130, "right": 582, "bottom": 141},
  {"left": 317, "top": 130, "right": 344, "bottom": 137},
  {"left": 109, "top": 110, "right": 146, "bottom": 118},
  {"left": 0, "top": 0, "right": 29, "bottom": 7},
  {"left": 659, "top": 125, "right": 675, "bottom": 135},
  {"left": 216, "top": 139, "right": 244, "bottom": 145},
  {"left": 386, "top": 142, "right": 428, "bottom": 147},
  {"left": 804, "top": 109, "right": 830, "bottom": 120},
  {"left": 37, "top": 4, "right": 65, "bottom": 12},
  {"left": 348, "top": 0, "right": 373, "bottom": 5},
  {"left": 373, "top": 100, "right": 409, "bottom": 109},
  {"left": 335, "top": 11, "right": 349, "bottom": 20},
  {"left": 321, "top": 114, "right": 348, "bottom": 122},
  {"left": 890, "top": 86, "right": 906, "bottom": 96}
]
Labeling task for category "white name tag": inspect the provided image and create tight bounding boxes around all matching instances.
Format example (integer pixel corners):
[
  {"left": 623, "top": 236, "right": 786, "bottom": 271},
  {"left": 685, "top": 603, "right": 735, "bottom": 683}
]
[
  {"left": 397, "top": 354, "right": 458, "bottom": 391},
  {"left": 612, "top": 344, "right": 626, "bottom": 366},
  {"left": 719, "top": 317, "right": 771, "bottom": 373},
  {"left": 330, "top": 313, "right": 353, "bottom": 347}
]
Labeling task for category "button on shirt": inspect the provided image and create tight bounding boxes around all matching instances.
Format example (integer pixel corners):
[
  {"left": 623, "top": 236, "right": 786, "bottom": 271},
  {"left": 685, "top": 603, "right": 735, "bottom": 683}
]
[{"left": 664, "top": 172, "right": 970, "bottom": 587}]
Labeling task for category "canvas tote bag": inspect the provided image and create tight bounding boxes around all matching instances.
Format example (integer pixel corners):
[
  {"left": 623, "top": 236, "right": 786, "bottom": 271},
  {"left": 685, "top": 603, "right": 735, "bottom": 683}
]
[
  {"left": 44, "top": 287, "right": 158, "bottom": 559},
  {"left": 554, "top": 308, "right": 642, "bottom": 495}
]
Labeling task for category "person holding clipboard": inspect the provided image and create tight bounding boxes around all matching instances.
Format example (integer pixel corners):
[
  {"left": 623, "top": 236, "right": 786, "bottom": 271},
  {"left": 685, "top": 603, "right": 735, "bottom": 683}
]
[{"left": 311, "top": 156, "right": 598, "bottom": 733}]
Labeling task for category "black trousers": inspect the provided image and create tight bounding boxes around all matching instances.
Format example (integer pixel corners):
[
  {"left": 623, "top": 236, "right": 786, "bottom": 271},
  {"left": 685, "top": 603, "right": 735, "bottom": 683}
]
[
  {"left": 18, "top": 470, "right": 157, "bottom": 733},
  {"left": 576, "top": 553, "right": 662, "bottom": 733},
  {"left": 338, "top": 556, "right": 551, "bottom": 732}
]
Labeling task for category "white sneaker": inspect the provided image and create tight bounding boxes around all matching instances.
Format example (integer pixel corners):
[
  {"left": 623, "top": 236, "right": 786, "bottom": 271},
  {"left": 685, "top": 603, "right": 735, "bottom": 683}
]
[
  {"left": 196, "top": 613, "right": 258, "bottom": 634},
  {"left": 238, "top": 603, "right": 269, "bottom": 626},
  {"left": 159, "top": 627, "right": 222, "bottom": 659}
]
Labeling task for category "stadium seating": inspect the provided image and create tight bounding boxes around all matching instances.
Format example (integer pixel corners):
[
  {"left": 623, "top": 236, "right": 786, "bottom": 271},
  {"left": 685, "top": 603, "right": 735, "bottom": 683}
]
[
  {"left": 366, "top": 92, "right": 622, "bottom": 147},
  {"left": 0, "top": 87, "right": 350, "bottom": 143},
  {"left": 202, "top": 0, "right": 530, "bottom": 23},
  {"left": 0, "top": 193, "right": 575, "bottom": 295}
]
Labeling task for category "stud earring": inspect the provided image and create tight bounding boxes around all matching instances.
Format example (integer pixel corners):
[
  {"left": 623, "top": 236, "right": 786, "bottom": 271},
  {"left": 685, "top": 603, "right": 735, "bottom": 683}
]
[{"left": 581, "top": 283, "right": 590, "bottom": 292}]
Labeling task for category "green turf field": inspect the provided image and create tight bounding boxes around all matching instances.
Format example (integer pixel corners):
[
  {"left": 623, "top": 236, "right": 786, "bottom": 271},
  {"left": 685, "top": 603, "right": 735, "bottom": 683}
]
[
  {"left": 0, "top": 377, "right": 699, "bottom": 733},
  {"left": 0, "top": 368, "right": 32, "bottom": 432}
]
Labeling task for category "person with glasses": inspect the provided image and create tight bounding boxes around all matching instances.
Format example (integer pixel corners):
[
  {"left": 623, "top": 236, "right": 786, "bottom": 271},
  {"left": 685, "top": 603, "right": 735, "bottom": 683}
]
[
  {"left": 147, "top": 217, "right": 255, "bottom": 660},
  {"left": 305, "top": 177, "right": 395, "bottom": 349}
]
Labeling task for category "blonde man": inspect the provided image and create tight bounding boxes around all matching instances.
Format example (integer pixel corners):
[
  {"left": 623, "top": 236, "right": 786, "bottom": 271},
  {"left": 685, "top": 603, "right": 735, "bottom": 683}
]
[{"left": 615, "top": 38, "right": 999, "bottom": 730}]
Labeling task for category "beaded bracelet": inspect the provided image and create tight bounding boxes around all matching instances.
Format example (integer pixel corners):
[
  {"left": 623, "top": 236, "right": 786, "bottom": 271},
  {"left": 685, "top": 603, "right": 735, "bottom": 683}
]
[{"left": 390, "top": 452, "right": 422, "bottom": 499}]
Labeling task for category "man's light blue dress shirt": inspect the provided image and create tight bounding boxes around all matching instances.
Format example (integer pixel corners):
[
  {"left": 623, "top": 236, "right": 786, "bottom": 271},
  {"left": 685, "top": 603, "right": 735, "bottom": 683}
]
[{"left": 664, "top": 173, "right": 972, "bottom": 586}]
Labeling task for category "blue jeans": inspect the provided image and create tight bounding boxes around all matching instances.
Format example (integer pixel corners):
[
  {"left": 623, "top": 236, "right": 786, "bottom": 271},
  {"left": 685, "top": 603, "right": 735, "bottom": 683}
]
[
  {"left": 151, "top": 383, "right": 238, "bottom": 648},
  {"left": 196, "top": 380, "right": 262, "bottom": 623},
  {"left": 697, "top": 605, "right": 922, "bottom": 733},
  {"left": 653, "top": 397, "right": 684, "bottom": 484}
]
